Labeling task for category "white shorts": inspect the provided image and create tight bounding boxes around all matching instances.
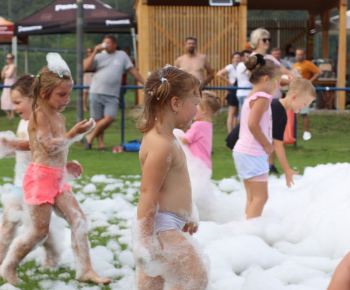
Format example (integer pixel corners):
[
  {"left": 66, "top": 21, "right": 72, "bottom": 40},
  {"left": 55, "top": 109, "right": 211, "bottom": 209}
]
[{"left": 233, "top": 151, "right": 269, "bottom": 180}]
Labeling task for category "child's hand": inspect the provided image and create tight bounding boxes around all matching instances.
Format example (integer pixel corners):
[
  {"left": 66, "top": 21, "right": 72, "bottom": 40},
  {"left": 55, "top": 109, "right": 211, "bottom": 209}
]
[
  {"left": 264, "top": 143, "right": 274, "bottom": 155},
  {"left": 285, "top": 168, "right": 299, "bottom": 188},
  {"left": 0, "top": 137, "right": 10, "bottom": 147},
  {"left": 179, "top": 137, "right": 189, "bottom": 145},
  {"left": 72, "top": 118, "right": 95, "bottom": 135},
  {"left": 182, "top": 221, "right": 198, "bottom": 235},
  {"left": 66, "top": 161, "right": 83, "bottom": 178}
]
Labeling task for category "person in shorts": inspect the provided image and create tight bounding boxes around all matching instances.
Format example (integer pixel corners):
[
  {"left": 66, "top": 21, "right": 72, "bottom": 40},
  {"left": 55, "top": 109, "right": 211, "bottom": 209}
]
[
  {"left": 83, "top": 34, "right": 145, "bottom": 151},
  {"left": 217, "top": 51, "right": 241, "bottom": 132}
]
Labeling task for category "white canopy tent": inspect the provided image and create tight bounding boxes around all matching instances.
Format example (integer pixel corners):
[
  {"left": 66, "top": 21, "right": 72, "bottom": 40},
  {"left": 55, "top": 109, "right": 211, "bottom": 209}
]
[{"left": 315, "top": 10, "right": 350, "bottom": 35}]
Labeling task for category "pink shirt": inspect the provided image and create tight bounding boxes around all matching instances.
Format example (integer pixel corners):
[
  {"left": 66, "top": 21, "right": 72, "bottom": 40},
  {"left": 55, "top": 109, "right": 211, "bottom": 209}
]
[
  {"left": 184, "top": 121, "right": 213, "bottom": 169},
  {"left": 233, "top": 92, "right": 272, "bottom": 156}
]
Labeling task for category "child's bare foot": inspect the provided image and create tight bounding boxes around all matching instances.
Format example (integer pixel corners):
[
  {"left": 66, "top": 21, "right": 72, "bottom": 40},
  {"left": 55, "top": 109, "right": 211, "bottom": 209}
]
[
  {"left": 78, "top": 269, "right": 111, "bottom": 284},
  {"left": 1, "top": 265, "right": 22, "bottom": 285}
]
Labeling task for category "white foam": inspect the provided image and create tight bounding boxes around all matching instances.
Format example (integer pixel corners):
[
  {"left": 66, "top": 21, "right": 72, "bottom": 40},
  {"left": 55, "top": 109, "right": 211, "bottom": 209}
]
[{"left": 1, "top": 163, "right": 350, "bottom": 289}]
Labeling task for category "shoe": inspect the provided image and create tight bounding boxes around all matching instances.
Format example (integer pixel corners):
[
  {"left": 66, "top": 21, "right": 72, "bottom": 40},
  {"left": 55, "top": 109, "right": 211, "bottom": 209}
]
[
  {"left": 84, "top": 138, "right": 92, "bottom": 150},
  {"left": 269, "top": 165, "right": 279, "bottom": 174},
  {"left": 302, "top": 131, "right": 312, "bottom": 141},
  {"left": 98, "top": 147, "right": 106, "bottom": 152}
]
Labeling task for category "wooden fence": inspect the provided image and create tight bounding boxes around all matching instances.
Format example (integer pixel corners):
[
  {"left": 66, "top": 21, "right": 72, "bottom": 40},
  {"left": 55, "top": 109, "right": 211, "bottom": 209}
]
[
  {"left": 136, "top": 4, "right": 307, "bottom": 103},
  {"left": 147, "top": 5, "right": 242, "bottom": 90}
]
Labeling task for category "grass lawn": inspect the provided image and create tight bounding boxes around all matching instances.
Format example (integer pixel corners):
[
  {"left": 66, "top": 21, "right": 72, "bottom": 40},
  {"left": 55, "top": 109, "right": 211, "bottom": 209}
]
[
  {"left": 0, "top": 91, "right": 350, "bottom": 180},
  {"left": 0, "top": 90, "right": 350, "bottom": 289}
]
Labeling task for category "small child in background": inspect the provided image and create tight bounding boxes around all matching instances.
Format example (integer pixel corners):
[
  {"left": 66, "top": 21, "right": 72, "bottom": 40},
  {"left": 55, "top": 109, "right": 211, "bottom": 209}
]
[
  {"left": 178, "top": 91, "right": 221, "bottom": 221},
  {"left": 233, "top": 54, "right": 279, "bottom": 219},
  {"left": 180, "top": 90, "right": 221, "bottom": 170},
  {"left": 271, "top": 78, "right": 316, "bottom": 187},
  {"left": 133, "top": 65, "right": 208, "bottom": 289},
  {"left": 1, "top": 53, "right": 110, "bottom": 285}
]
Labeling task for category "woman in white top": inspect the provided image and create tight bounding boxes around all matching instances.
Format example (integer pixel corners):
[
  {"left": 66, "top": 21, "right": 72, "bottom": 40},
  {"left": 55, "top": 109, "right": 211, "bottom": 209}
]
[
  {"left": 1, "top": 53, "right": 17, "bottom": 119},
  {"left": 217, "top": 51, "right": 241, "bottom": 132},
  {"left": 236, "top": 50, "right": 254, "bottom": 121}
]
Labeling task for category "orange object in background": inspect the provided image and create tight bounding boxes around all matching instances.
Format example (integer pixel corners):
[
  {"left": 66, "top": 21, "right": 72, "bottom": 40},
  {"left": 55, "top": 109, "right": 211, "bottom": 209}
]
[{"left": 283, "top": 109, "right": 296, "bottom": 144}]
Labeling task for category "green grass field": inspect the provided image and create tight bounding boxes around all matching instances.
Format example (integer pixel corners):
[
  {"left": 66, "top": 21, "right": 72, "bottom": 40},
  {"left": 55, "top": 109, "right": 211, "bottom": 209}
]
[
  {"left": 0, "top": 90, "right": 350, "bottom": 288},
  {"left": 1, "top": 91, "right": 350, "bottom": 180}
]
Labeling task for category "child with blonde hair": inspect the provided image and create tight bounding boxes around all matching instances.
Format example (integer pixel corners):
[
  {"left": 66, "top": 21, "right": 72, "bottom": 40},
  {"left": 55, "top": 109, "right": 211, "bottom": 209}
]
[
  {"left": 178, "top": 91, "right": 221, "bottom": 221},
  {"left": 0, "top": 75, "right": 66, "bottom": 269},
  {"left": 1, "top": 54, "right": 110, "bottom": 285},
  {"left": 233, "top": 54, "right": 279, "bottom": 219},
  {"left": 133, "top": 65, "right": 208, "bottom": 289},
  {"left": 180, "top": 90, "right": 221, "bottom": 170},
  {"left": 272, "top": 78, "right": 316, "bottom": 187}
]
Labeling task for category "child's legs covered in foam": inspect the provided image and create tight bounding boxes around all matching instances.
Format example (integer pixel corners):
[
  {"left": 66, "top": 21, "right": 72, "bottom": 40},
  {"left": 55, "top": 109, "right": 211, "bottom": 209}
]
[
  {"left": 52, "top": 190, "right": 110, "bottom": 284},
  {"left": 244, "top": 177, "right": 268, "bottom": 219},
  {"left": 138, "top": 268, "right": 165, "bottom": 290},
  {"left": 1, "top": 203, "right": 52, "bottom": 284},
  {"left": 0, "top": 199, "right": 23, "bottom": 265},
  {"left": 140, "top": 229, "right": 208, "bottom": 290}
]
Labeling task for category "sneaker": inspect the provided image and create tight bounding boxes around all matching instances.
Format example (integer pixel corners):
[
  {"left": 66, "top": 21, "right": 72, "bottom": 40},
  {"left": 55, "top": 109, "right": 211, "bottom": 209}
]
[
  {"left": 269, "top": 165, "right": 279, "bottom": 174},
  {"left": 302, "top": 131, "right": 312, "bottom": 141}
]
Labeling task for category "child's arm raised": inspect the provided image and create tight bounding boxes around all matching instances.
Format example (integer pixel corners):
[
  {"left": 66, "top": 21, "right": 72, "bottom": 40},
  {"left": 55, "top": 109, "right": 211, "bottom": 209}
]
[
  {"left": 248, "top": 97, "right": 274, "bottom": 154},
  {"left": 274, "top": 140, "right": 299, "bottom": 188},
  {"left": 137, "top": 138, "right": 173, "bottom": 237}
]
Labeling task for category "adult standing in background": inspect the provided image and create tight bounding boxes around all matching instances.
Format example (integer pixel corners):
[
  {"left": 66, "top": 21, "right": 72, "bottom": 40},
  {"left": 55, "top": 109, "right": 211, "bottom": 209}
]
[
  {"left": 292, "top": 48, "right": 322, "bottom": 141},
  {"left": 285, "top": 44, "right": 296, "bottom": 57},
  {"left": 174, "top": 36, "right": 214, "bottom": 88},
  {"left": 83, "top": 48, "right": 94, "bottom": 112},
  {"left": 249, "top": 28, "right": 294, "bottom": 80},
  {"left": 1, "top": 53, "right": 17, "bottom": 119},
  {"left": 271, "top": 47, "right": 292, "bottom": 70},
  {"left": 217, "top": 51, "right": 241, "bottom": 132},
  {"left": 235, "top": 50, "right": 253, "bottom": 121},
  {"left": 83, "top": 34, "right": 145, "bottom": 151}
]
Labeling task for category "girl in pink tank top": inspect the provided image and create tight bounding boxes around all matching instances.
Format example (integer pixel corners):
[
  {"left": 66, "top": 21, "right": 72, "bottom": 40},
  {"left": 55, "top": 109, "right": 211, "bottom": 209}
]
[{"left": 233, "top": 54, "right": 280, "bottom": 219}]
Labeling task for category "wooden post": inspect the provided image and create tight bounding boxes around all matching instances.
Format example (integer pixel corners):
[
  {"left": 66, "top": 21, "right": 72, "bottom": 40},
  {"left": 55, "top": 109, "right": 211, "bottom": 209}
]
[
  {"left": 321, "top": 10, "right": 331, "bottom": 59},
  {"left": 306, "top": 14, "right": 315, "bottom": 60},
  {"left": 337, "top": 0, "right": 347, "bottom": 110},
  {"left": 135, "top": 0, "right": 149, "bottom": 104},
  {"left": 240, "top": 0, "right": 247, "bottom": 50}
]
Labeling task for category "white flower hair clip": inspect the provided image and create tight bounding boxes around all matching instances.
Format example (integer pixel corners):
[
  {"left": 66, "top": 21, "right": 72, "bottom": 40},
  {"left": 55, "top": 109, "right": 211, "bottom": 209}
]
[{"left": 46, "top": 52, "right": 71, "bottom": 78}]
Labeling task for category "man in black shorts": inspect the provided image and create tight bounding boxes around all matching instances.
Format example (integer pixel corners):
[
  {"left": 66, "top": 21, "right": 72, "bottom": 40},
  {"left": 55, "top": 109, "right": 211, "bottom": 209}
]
[{"left": 217, "top": 51, "right": 241, "bottom": 132}]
